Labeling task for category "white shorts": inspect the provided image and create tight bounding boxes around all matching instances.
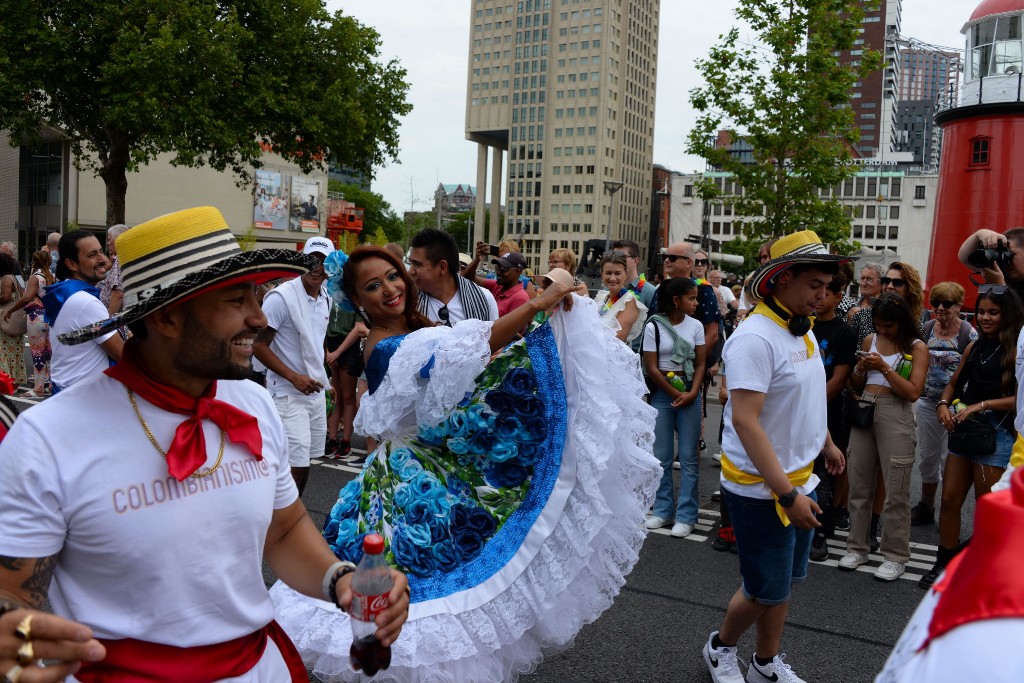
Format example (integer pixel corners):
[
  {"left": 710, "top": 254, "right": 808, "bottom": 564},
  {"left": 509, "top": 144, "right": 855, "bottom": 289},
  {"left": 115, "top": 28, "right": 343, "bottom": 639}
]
[{"left": 273, "top": 393, "right": 328, "bottom": 468}]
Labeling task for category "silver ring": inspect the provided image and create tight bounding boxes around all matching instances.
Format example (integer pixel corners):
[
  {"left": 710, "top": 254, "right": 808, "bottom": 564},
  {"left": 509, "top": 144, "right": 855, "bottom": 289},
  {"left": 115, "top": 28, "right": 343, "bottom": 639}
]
[{"left": 3, "top": 664, "right": 23, "bottom": 683}]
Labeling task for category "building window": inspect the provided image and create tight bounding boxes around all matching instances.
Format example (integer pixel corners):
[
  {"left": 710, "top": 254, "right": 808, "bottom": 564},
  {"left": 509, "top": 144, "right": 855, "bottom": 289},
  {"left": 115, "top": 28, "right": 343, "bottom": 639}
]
[
  {"left": 970, "top": 137, "right": 991, "bottom": 167},
  {"left": 914, "top": 185, "right": 926, "bottom": 200}
]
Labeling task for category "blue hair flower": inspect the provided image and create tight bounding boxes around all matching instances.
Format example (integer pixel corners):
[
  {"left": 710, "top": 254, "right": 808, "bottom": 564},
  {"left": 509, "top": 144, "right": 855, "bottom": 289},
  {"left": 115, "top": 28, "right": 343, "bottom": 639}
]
[{"left": 323, "top": 250, "right": 355, "bottom": 312}]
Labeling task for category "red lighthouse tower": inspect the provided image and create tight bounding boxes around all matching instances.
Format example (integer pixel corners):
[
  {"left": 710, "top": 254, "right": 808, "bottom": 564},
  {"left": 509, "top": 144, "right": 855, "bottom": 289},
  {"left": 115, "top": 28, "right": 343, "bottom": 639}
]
[{"left": 927, "top": 0, "right": 1024, "bottom": 296}]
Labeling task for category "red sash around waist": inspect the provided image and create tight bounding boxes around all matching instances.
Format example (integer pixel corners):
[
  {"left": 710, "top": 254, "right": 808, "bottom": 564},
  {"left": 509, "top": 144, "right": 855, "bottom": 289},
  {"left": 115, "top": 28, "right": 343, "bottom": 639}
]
[{"left": 75, "top": 620, "right": 306, "bottom": 683}]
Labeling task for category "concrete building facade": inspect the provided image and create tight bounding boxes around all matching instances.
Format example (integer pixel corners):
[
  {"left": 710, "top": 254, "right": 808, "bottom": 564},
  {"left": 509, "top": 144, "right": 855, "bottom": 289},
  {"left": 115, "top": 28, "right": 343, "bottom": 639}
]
[{"left": 465, "top": 0, "right": 660, "bottom": 271}]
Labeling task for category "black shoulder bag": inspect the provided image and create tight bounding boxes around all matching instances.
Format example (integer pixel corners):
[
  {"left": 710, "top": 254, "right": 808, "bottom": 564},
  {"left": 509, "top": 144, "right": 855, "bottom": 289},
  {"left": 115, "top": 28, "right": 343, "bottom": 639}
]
[{"left": 947, "top": 343, "right": 999, "bottom": 457}]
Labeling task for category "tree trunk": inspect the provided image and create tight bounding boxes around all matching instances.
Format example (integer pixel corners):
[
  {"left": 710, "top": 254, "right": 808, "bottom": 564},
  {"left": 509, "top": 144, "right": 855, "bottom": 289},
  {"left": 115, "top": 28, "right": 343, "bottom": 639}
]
[{"left": 99, "top": 134, "right": 130, "bottom": 226}]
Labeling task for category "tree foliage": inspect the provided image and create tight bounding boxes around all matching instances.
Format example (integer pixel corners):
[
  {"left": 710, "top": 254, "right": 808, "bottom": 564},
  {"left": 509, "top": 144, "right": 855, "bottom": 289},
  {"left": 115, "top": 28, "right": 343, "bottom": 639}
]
[
  {"left": 687, "top": 0, "right": 882, "bottom": 252},
  {"left": 0, "top": 0, "right": 412, "bottom": 226},
  {"left": 328, "top": 180, "right": 405, "bottom": 245}
]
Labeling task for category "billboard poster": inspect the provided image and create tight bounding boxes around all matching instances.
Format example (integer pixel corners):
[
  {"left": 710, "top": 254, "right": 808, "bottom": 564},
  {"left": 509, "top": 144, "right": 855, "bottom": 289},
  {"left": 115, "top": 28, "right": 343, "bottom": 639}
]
[
  {"left": 290, "top": 177, "right": 321, "bottom": 233},
  {"left": 253, "top": 170, "right": 289, "bottom": 231}
]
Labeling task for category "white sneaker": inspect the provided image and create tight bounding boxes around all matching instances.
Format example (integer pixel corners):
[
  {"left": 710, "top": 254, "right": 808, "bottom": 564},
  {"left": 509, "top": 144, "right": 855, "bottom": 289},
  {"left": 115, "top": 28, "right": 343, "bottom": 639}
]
[
  {"left": 874, "top": 560, "right": 905, "bottom": 582},
  {"left": 671, "top": 522, "right": 693, "bottom": 538},
  {"left": 645, "top": 515, "right": 670, "bottom": 529},
  {"left": 838, "top": 552, "right": 869, "bottom": 571},
  {"left": 703, "top": 632, "right": 744, "bottom": 683},
  {"left": 746, "top": 654, "right": 806, "bottom": 683}
]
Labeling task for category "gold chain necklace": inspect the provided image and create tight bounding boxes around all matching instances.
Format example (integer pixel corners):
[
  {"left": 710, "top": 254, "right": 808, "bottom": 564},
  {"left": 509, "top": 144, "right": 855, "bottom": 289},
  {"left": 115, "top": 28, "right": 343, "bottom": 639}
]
[{"left": 126, "top": 388, "right": 226, "bottom": 479}]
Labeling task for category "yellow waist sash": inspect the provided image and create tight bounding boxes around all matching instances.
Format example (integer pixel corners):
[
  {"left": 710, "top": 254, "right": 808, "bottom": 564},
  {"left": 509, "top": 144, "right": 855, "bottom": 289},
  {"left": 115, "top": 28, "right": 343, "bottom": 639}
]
[
  {"left": 1011, "top": 434, "right": 1024, "bottom": 469},
  {"left": 720, "top": 453, "right": 814, "bottom": 527}
]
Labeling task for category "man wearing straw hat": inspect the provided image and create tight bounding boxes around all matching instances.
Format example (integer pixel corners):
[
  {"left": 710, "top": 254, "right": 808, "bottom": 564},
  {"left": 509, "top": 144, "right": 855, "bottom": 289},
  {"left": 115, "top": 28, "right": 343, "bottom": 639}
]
[
  {"left": 703, "top": 231, "right": 848, "bottom": 683},
  {"left": 0, "top": 207, "right": 408, "bottom": 682}
]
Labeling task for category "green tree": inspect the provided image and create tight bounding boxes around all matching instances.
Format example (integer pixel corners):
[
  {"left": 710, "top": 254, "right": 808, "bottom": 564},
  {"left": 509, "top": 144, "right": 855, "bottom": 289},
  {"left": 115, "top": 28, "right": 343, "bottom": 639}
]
[
  {"left": 687, "top": 0, "right": 882, "bottom": 252},
  {"left": 327, "top": 180, "right": 405, "bottom": 245},
  {"left": 0, "top": 0, "right": 412, "bottom": 226},
  {"left": 721, "top": 236, "right": 764, "bottom": 276}
]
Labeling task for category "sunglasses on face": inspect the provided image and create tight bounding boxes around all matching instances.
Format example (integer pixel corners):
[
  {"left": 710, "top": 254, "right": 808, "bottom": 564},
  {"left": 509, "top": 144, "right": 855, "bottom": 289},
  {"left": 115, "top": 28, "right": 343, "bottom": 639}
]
[
  {"left": 694, "top": 259, "right": 709, "bottom": 266},
  {"left": 930, "top": 300, "right": 958, "bottom": 309},
  {"left": 663, "top": 254, "right": 690, "bottom": 262},
  {"left": 880, "top": 277, "right": 906, "bottom": 288}
]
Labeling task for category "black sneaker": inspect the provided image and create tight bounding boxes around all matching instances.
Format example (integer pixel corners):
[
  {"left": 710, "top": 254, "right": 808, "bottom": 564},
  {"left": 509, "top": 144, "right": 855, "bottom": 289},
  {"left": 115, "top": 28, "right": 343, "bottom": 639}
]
[
  {"left": 324, "top": 436, "right": 340, "bottom": 456},
  {"left": 711, "top": 526, "right": 737, "bottom": 554},
  {"left": 834, "top": 507, "right": 850, "bottom": 531},
  {"left": 809, "top": 533, "right": 829, "bottom": 562},
  {"left": 910, "top": 501, "right": 935, "bottom": 526}
]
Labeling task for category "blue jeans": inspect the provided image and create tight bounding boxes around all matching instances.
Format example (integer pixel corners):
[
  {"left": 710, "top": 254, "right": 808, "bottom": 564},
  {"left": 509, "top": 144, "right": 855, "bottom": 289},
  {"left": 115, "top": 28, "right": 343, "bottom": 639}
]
[
  {"left": 723, "top": 488, "right": 816, "bottom": 606},
  {"left": 651, "top": 389, "right": 701, "bottom": 523}
]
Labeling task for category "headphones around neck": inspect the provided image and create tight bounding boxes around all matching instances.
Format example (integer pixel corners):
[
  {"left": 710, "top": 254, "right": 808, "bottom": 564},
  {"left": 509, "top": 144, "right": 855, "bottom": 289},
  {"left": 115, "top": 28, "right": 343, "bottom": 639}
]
[{"left": 764, "top": 296, "right": 812, "bottom": 336}]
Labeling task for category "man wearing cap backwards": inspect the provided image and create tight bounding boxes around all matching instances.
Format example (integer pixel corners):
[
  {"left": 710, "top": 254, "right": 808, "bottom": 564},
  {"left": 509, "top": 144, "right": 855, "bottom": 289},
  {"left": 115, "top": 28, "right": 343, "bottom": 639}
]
[
  {"left": 703, "top": 231, "right": 847, "bottom": 683},
  {"left": 43, "top": 230, "right": 124, "bottom": 393},
  {"left": 408, "top": 229, "right": 498, "bottom": 325},
  {"left": 466, "top": 241, "right": 531, "bottom": 318},
  {"left": 253, "top": 235, "right": 334, "bottom": 497},
  {"left": 0, "top": 207, "right": 408, "bottom": 683}
]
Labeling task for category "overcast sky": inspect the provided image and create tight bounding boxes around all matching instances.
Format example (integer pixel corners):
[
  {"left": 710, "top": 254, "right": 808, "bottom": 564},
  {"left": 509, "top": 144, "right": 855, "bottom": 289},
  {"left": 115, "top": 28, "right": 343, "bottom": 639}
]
[{"left": 327, "top": 0, "right": 979, "bottom": 214}]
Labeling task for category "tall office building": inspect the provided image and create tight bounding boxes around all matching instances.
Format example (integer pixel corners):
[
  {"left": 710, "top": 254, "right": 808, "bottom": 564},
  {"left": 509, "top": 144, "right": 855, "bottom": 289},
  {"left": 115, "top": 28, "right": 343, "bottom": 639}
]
[
  {"left": 465, "top": 0, "right": 660, "bottom": 270},
  {"left": 838, "top": 0, "right": 902, "bottom": 158},
  {"left": 899, "top": 47, "right": 960, "bottom": 104}
]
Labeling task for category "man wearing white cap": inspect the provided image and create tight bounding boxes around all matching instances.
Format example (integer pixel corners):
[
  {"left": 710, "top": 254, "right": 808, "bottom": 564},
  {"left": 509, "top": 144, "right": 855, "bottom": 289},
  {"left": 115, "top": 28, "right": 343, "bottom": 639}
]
[{"left": 254, "top": 235, "right": 334, "bottom": 496}]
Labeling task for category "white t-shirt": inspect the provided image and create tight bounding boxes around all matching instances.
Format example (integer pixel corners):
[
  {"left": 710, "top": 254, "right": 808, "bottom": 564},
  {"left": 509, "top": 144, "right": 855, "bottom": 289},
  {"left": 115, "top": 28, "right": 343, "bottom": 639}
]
[
  {"left": 423, "top": 286, "right": 499, "bottom": 324},
  {"left": 262, "top": 283, "right": 330, "bottom": 397},
  {"left": 875, "top": 585, "right": 1024, "bottom": 682},
  {"left": 642, "top": 315, "right": 705, "bottom": 373},
  {"left": 719, "top": 314, "right": 824, "bottom": 499},
  {"left": 0, "top": 373, "right": 298, "bottom": 648},
  {"left": 49, "top": 290, "right": 117, "bottom": 389}
]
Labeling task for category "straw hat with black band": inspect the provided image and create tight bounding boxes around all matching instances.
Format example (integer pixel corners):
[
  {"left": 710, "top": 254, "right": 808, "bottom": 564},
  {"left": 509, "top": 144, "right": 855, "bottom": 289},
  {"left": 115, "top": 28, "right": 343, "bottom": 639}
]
[
  {"left": 58, "top": 206, "right": 312, "bottom": 346},
  {"left": 744, "top": 230, "right": 855, "bottom": 339}
]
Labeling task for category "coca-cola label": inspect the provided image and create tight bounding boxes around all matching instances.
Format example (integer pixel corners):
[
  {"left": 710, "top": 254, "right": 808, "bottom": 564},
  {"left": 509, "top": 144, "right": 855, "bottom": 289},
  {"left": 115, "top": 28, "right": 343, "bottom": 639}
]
[{"left": 351, "top": 591, "right": 390, "bottom": 623}]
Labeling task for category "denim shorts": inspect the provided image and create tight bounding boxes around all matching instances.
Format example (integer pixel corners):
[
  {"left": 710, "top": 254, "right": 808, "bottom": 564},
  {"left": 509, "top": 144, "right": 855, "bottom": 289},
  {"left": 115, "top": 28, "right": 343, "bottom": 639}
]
[
  {"left": 722, "top": 488, "right": 816, "bottom": 606},
  {"left": 949, "top": 410, "right": 1014, "bottom": 468}
]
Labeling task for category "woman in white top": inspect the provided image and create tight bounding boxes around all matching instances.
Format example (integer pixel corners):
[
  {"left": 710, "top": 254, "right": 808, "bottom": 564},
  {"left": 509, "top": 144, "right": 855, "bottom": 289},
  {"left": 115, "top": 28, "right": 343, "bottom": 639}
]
[
  {"left": 841, "top": 294, "right": 927, "bottom": 582},
  {"left": 594, "top": 252, "right": 647, "bottom": 344},
  {"left": 641, "top": 276, "right": 706, "bottom": 538}
]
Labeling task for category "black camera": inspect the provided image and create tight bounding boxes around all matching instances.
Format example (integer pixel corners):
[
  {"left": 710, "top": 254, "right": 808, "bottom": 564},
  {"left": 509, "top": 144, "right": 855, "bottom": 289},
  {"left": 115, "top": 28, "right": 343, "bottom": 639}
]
[{"left": 967, "top": 243, "right": 1015, "bottom": 270}]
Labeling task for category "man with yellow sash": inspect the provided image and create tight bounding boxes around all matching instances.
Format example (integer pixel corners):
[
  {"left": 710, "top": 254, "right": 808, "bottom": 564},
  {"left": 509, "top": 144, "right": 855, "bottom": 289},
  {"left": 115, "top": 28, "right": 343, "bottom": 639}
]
[{"left": 702, "top": 231, "right": 848, "bottom": 683}]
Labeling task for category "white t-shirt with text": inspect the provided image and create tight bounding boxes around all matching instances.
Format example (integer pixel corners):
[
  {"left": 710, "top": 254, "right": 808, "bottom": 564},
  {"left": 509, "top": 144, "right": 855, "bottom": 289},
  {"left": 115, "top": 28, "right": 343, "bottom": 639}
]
[
  {"left": 49, "top": 290, "right": 117, "bottom": 389},
  {"left": 719, "top": 314, "right": 824, "bottom": 499},
  {"left": 0, "top": 373, "right": 298, "bottom": 652},
  {"left": 262, "top": 284, "right": 330, "bottom": 397}
]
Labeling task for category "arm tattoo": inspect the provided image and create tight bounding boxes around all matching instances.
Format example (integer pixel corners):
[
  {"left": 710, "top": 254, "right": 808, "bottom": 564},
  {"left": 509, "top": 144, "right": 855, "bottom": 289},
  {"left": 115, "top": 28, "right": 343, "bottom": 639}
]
[{"left": 0, "top": 554, "right": 58, "bottom": 609}]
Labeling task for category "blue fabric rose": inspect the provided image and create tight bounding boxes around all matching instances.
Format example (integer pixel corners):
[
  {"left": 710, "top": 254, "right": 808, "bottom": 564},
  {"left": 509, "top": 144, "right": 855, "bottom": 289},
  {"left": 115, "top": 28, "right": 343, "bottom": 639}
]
[
  {"left": 503, "top": 367, "right": 538, "bottom": 396},
  {"left": 517, "top": 442, "right": 542, "bottom": 467},
  {"left": 465, "top": 404, "right": 493, "bottom": 433},
  {"left": 484, "top": 389, "right": 518, "bottom": 415},
  {"left": 465, "top": 506, "right": 498, "bottom": 538},
  {"left": 488, "top": 439, "right": 519, "bottom": 463},
  {"left": 512, "top": 395, "right": 543, "bottom": 420},
  {"left": 454, "top": 528, "right": 485, "bottom": 563},
  {"left": 447, "top": 437, "right": 471, "bottom": 455},
  {"left": 491, "top": 414, "right": 522, "bottom": 440},
  {"left": 484, "top": 461, "right": 530, "bottom": 488},
  {"left": 418, "top": 422, "right": 449, "bottom": 446},
  {"left": 396, "top": 459, "right": 424, "bottom": 482},
  {"left": 405, "top": 499, "right": 433, "bottom": 527},
  {"left": 322, "top": 518, "right": 340, "bottom": 544},
  {"left": 467, "top": 428, "right": 496, "bottom": 455},
  {"left": 425, "top": 493, "right": 454, "bottom": 517},
  {"left": 394, "top": 483, "right": 415, "bottom": 509},
  {"left": 391, "top": 528, "right": 419, "bottom": 571},
  {"left": 410, "top": 471, "right": 445, "bottom": 501},
  {"left": 430, "top": 519, "right": 450, "bottom": 544},
  {"left": 406, "top": 522, "right": 432, "bottom": 547},
  {"left": 448, "top": 411, "right": 473, "bottom": 439},
  {"left": 388, "top": 447, "right": 414, "bottom": 471},
  {"left": 432, "top": 539, "right": 461, "bottom": 572},
  {"left": 518, "top": 415, "right": 548, "bottom": 444}
]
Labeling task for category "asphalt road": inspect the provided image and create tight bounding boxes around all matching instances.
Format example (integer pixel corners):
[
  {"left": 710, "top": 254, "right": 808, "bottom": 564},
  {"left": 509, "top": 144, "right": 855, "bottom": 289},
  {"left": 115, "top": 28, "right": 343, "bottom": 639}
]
[{"left": 282, "top": 389, "right": 971, "bottom": 683}]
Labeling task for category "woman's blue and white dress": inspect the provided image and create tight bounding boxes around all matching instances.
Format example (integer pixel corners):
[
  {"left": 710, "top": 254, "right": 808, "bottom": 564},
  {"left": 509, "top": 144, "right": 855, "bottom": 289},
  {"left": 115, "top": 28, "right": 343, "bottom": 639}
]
[{"left": 271, "top": 296, "right": 659, "bottom": 683}]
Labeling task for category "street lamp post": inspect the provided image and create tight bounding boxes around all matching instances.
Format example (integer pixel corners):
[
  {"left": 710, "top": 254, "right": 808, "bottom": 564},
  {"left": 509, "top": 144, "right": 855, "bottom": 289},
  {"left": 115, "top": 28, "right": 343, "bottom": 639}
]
[{"left": 603, "top": 180, "right": 624, "bottom": 253}]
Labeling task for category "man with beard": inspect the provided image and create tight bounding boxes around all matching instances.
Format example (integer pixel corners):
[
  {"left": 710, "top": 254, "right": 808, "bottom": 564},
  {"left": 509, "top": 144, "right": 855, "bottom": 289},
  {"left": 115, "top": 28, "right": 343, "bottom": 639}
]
[
  {"left": 43, "top": 230, "right": 124, "bottom": 393},
  {"left": 0, "top": 207, "right": 408, "bottom": 682},
  {"left": 254, "top": 235, "right": 334, "bottom": 496}
]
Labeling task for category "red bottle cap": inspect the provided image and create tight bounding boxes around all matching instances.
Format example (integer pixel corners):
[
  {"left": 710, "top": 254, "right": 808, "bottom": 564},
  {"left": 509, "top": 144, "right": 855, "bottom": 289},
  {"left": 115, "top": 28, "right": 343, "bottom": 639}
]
[{"left": 363, "top": 534, "right": 385, "bottom": 554}]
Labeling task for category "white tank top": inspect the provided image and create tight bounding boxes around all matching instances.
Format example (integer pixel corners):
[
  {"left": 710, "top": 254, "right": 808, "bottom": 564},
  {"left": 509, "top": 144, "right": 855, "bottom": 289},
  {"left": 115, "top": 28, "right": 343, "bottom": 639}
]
[{"left": 865, "top": 335, "right": 911, "bottom": 388}]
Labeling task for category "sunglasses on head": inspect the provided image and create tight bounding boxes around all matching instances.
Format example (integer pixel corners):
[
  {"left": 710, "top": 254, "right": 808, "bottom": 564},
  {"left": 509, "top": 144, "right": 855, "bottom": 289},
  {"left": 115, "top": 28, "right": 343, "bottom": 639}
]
[
  {"left": 979, "top": 284, "right": 1008, "bottom": 295},
  {"left": 663, "top": 254, "right": 691, "bottom": 262},
  {"left": 930, "top": 299, "right": 958, "bottom": 309},
  {"left": 438, "top": 304, "right": 451, "bottom": 327},
  {"left": 881, "top": 277, "right": 906, "bottom": 288},
  {"left": 694, "top": 259, "right": 709, "bottom": 266}
]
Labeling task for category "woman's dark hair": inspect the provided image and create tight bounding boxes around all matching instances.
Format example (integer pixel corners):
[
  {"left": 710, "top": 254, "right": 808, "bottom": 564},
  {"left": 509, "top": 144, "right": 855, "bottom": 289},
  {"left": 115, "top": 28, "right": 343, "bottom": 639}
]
[
  {"left": 871, "top": 293, "right": 923, "bottom": 354},
  {"left": 31, "top": 250, "right": 54, "bottom": 285},
  {"left": 975, "top": 287, "right": 1024, "bottom": 395},
  {"left": 343, "top": 246, "right": 434, "bottom": 332},
  {"left": 657, "top": 276, "right": 698, "bottom": 316},
  {"left": 0, "top": 253, "right": 19, "bottom": 278}
]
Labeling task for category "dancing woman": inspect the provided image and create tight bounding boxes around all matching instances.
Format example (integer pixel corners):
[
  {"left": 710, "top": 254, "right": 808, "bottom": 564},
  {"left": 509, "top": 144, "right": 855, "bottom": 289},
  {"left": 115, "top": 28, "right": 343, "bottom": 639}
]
[{"left": 272, "top": 246, "right": 660, "bottom": 682}]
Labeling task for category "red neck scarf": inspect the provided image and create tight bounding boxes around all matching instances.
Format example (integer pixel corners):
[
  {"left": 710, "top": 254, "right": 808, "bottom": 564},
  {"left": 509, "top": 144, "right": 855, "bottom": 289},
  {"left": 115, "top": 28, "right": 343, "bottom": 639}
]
[{"left": 106, "top": 342, "right": 263, "bottom": 481}]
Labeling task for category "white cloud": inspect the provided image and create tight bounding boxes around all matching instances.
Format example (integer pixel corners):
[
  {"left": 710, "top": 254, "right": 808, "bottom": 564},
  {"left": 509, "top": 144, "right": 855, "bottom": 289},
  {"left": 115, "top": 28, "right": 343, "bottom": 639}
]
[{"left": 328, "top": 0, "right": 980, "bottom": 215}]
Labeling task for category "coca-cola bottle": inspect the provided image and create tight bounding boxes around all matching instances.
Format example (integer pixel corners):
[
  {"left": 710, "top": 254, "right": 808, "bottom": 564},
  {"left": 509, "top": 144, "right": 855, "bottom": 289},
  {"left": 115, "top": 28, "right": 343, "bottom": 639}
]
[{"left": 349, "top": 534, "right": 393, "bottom": 675}]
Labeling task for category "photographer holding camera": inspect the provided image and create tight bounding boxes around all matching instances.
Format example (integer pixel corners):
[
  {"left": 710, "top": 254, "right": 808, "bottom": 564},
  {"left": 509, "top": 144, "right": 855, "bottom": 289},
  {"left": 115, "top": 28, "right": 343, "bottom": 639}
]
[{"left": 957, "top": 228, "right": 1024, "bottom": 299}]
